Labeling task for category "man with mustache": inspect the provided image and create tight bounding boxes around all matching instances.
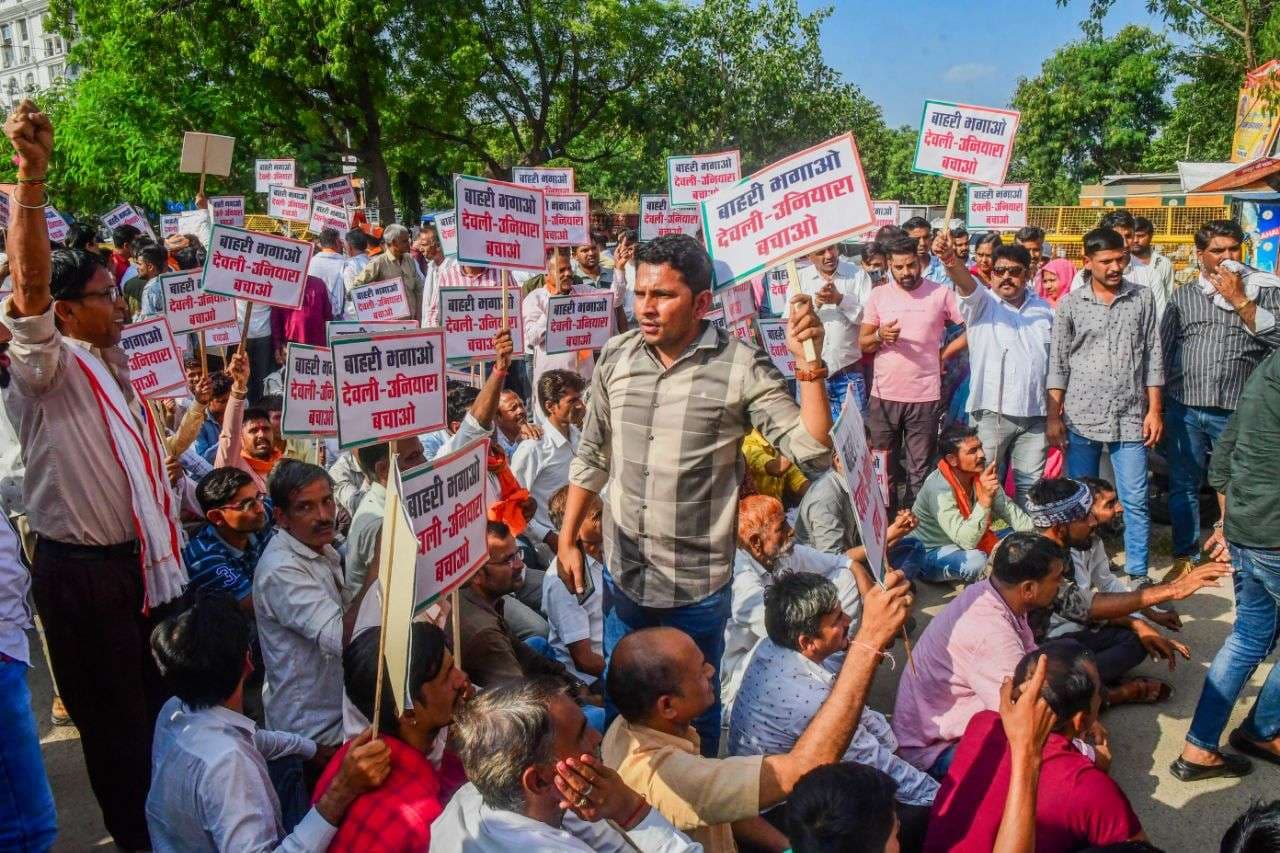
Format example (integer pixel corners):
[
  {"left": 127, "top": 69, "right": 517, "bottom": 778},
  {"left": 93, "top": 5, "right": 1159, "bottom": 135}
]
[
  {"left": 214, "top": 349, "right": 282, "bottom": 492},
  {"left": 859, "top": 235, "right": 967, "bottom": 510},
  {"left": 1047, "top": 227, "right": 1164, "bottom": 595}
]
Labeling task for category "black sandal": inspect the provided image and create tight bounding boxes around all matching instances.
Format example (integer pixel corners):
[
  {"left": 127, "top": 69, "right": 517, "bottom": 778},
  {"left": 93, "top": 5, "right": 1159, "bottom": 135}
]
[
  {"left": 1229, "top": 729, "right": 1280, "bottom": 767},
  {"left": 1170, "top": 752, "right": 1253, "bottom": 782}
]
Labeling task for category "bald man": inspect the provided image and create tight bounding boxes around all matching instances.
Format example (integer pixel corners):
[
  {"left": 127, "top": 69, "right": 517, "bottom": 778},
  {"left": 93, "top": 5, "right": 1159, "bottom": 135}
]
[{"left": 601, "top": 572, "right": 912, "bottom": 853}]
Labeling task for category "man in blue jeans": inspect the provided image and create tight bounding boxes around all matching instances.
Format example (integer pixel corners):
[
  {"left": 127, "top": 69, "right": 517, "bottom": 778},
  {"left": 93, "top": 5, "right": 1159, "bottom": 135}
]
[
  {"left": 1174, "top": 349, "right": 1280, "bottom": 781},
  {"left": 557, "top": 235, "right": 834, "bottom": 755},
  {"left": 1159, "top": 219, "right": 1280, "bottom": 580},
  {"left": 1047, "top": 227, "right": 1163, "bottom": 591}
]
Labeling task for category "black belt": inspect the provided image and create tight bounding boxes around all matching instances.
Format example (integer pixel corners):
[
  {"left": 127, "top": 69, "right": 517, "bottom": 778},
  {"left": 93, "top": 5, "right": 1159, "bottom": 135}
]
[{"left": 35, "top": 536, "right": 140, "bottom": 561}]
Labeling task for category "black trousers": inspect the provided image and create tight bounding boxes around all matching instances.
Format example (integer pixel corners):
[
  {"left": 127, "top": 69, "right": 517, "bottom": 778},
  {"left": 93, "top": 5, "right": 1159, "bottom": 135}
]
[
  {"left": 867, "top": 396, "right": 942, "bottom": 511},
  {"left": 31, "top": 538, "right": 170, "bottom": 850},
  {"left": 1061, "top": 624, "right": 1148, "bottom": 685},
  {"left": 244, "top": 334, "right": 277, "bottom": 405}
]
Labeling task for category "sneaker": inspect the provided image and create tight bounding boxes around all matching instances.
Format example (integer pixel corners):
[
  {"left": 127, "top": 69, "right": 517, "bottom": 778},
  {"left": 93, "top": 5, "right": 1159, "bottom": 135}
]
[
  {"left": 1165, "top": 557, "right": 1193, "bottom": 585},
  {"left": 50, "top": 695, "right": 72, "bottom": 727},
  {"left": 1132, "top": 576, "right": 1175, "bottom": 615}
]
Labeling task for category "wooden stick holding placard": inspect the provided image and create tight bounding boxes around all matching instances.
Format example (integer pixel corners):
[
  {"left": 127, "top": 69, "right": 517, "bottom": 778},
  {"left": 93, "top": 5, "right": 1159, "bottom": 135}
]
[
  {"left": 197, "top": 134, "right": 210, "bottom": 197},
  {"left": 501, "top": 269, "right": 510, "bottom": 331},
  {"left": 883, "top": 554, "right": 917, "bottom": 675},
  {"left": 237, "top": 303, "right": 253, "bottom": 358},
  {"left": 783, "top": 259, "right": 819, "bottom": 363},
  {"left": 369, "top": 446, "right": 400, "bottom": 740},
  {"left": 451, "top": 589, "right": 463, "bottom": 670},
  {"left": 943, "top": 179, "right": 960, "bottom": 232},
  {"left": 197, "top": 332, "right": 208, "bottom": 378}
]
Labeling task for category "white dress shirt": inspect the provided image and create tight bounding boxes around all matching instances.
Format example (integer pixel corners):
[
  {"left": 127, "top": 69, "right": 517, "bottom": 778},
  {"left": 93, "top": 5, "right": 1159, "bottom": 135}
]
[
  {"left": 253, "top": 529, "right": 347, "bottom": 744},
  {"left": 510, "top": 421, "right": 580, "bottom": 545},
  {"left": 542, "top": 555, "right": 605, "bottom": 682},
  {"left": 146, "top": 698, "right": 324, "bottom": 853},
  {"left": 796, "top": 260, "right": 872, "bottom": 371},
  {"left": 341, "top": 252, "right": 370, "bottom": 320},
  {"left": 0, "top": 516, "right": 31, "bottom": 665},
  {"left": 957, "top": 285, "right": 1055, "bottom": 417},
  {"left": 522, "top": 283, "right": 597, "bottom": 390},
  {"left": 430, "top": 782, "right": 700, "bottom": 852},
  {"left": 420, "top": 256, "right": 456, "bottom": 327},
  {"left": 721, "top": 545, "right": 861, "bottom": 710},
  {"left": 307, "top": 250, "right": 347, "bottom": 322},
  {"left": 435, "top": 412, "right": 502, "bottom": 499},
  {"left": 728, "top": 638, "right": 939, "bottom": 806}
]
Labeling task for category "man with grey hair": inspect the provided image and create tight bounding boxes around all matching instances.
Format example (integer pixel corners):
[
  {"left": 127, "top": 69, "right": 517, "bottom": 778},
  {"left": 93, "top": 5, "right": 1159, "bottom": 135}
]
[
  {"left": 351, "top": 222, "right": 426, "bottom": 319},
  {"left": 729, "top": 572, "right": 937, "bottom": 847},
  {"left": 432, "top": 678, "right": 698, "bottom": 851}
]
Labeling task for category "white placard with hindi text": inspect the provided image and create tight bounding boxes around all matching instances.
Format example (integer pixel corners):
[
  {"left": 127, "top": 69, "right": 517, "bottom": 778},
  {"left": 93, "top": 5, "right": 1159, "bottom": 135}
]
[
  {"left": 326, "top": 319, "right": 419, "bottom": 343},
  {"left": 667, "top": 149, "right": 742, "bottom": 208},
  {"left": 966, "top": 183, "right": 1029, "bottom": 230},
  {"left": 44, "top": 207, "right": 69, "bottom": 242},
  {"left": 267, "top": 185, "right": 313, "bottom": 222},
  {"left": 543, "top": 193, "right": 589, "bottom": 247},
  {"left": 102, "top": 203, "right": 156, "bottom": 241},
  {"left": 120, "top": 317, "right": 187, "bottom": 398},
  {"left": 208, "top": 196, "right": 245, "bottom": 227},
  {"left": 438, "top": 287, "right": 524, "bottom": 362},
  {"left": 160, "top": 269, "right": 237, "bottom": 334},
  {"left": 351, "top": 276, "right": 413, "bottom": 322},
  {"left": 872, "top": 200, "right": 900, "bottom": 228},
  {"left": 309, "top": 200, "right": 350, "bottom": 235},
  {"left": 544, "top": 292, "right": 615, "bottom": 355},
  {"left": 718, "top": 279, "right": 757, "bottom": 326},
  {"left": 255, "top": 159, "right": 296, "bottom": 192},
  {"left": 160, "top": 214, "right": 180, "bottom": 237},
  {"left": 638, "top": 194, "right": 701, "bottom": 241},
  {"left": 202, "top": 225, "right": 313, "bottom": 309},
  {"left": 455, "top": 175, "right": 545, "bottom": 271},
  {"left": 699, "top": 133, "right": 874, "bottom": 290},
  {"left": 754, "top": 318, "right": 795, "bottom": 378},
  {"left": 281, "top": 343, "right": 336, "bottom": 437},
  {"left": 309, "top": 175, "right": 357, "bottom": 208},
  {"left": 913, "top": 100, "right": 1020, "bottom": 187},
  {"left": 331, "top": 329, "right": 447, "bottom": 449},
  {"left": 831, "top": 399, "right": 888, "bottom": 580},
  {"left": 434, "top": 210, "right": 458, "bottom": 257},
  {"left": 201, "top": 322, "right": 241, "bottom": 350},
  {"left": 510, "top": 166, "right": 575, "bottom": 196}
]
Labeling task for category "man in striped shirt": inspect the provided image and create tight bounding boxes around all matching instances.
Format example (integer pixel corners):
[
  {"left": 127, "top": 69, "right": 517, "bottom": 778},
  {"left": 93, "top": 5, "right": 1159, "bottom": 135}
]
[
  {"left": 1160, "top": 219, "right": 1280, "bottom": 579},
  {"left": 557, "top": 234, "right": 834, "bottom": 754}
]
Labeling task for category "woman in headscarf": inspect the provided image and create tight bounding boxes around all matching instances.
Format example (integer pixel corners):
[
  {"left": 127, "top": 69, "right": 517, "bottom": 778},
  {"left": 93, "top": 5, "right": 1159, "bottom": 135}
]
[{"left": 1037, "top": 258, "right": 1077, "bottom": 309}]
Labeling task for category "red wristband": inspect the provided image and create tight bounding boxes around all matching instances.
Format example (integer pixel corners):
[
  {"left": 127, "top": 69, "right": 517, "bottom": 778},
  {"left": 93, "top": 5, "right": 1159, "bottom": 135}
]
[{"left": 620, "top": 795, "right": 649, "bottom": 830}]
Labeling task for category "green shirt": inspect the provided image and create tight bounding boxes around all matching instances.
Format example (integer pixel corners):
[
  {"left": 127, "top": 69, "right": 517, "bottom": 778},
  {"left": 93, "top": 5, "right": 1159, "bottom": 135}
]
[
  {"left": 1208, "top": 350, "right": 1280, "bottom": 548},
  {"left": 911, "top": 467, "right": 1034, "bottom": 552}
]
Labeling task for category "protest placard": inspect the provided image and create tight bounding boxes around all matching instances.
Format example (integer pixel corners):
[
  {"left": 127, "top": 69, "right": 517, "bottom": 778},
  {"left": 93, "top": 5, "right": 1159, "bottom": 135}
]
[
  {"left": 202, "top": 225, "right": 314, "bottom": 310},
  {"left": 754, "top": 318, "right": 795, "bottom": 377},
  {"left": 177, "top": 209, "right": 208, "bottom": 236},
  {"left": 180, "top": 132, "right": 235, "bottom": 180},
  {"left": 543, "top": 193, "right": 589, "bottom": 246},
  {"left": 873, "top": 200, "right": 900, "bottom": 228},
  {"left": 545, "top": 292, "right": 614, "bottom": 355},
  {"left": 102, "top": 203, "right": 156, "bottom": 241},
  {"left": 309, "top": 200, "right": 350, "bottom": 235},
  {"left": 667, "top": 149, "right": 742, "bottom": 207},
  {"left": 699, "top": 134, "right": 874, "bottom": 289},
  {"left": 120, "top": 317, "right": 187, "bottom": 398},
  {"left": 434, "top": 210, "right": 458, "bottom": 257},
  {"left": 267, "top": 185, "right": 313, "bottom": 223},
  {"left": 510, "top": 166, "right": 575, "bottom": 196},
  {"left": 159, "top": 270, "right": 237, "bottom": 334},
  {"left": 331, "top": 329, "right": 447, "bottom": 449},
  {"left": 201, "top": 322, "right": 242, "bottom": 350},
  {"left": 718, "top": 279, "right": 757, "bottom": 326},
  {"left": 764, "top": 268, "right": 791, "bottom": 315},
  {"left": 255, "top": 159, "right": 296, "bottom": 192},
  {"left": 351, "top": 276, "right": 413, "bottom": 322},
  {"left": 913, "top": 100, "right": 1020, "bottom": 187},
  {"left": 831, "top": 399, "right": 888, "bottom": 580},
  {"left": 160, "top": 214, "right": 180, "bottom": 237},
  {"left": 44, "top": 207, "right": 69, "bottom": 242},
  {"left": 455, "top": 175, "right": 545, "bottom": 271},
  {"left": 376, "top": 461, "right": 419, "bottom": 717},
  {"left": 208, "top": 196, "right": 246, "bottom": 227},
  {"left": 401, "top": 436, "right": 490, "bottom": 607},
  {"left": 327, "top": 319, "right": 419, "bottom": 343},
  {"left": 966, "top": 183, "right": 1029, "bottom": 230},
  {"left": 638, "top": 194, "right": 701, "bottom": 241},
  {"left": 871, "top": 448, "right": 891, "bottom": 508},
  {"left": 438, "top": 287, "right": 524, "bottom": 361},
  {"left": 281, "top": 343, "right": 336, "bottom": 437},
  {"left": 309, "top": 175, "right": 357, "bottom": 208}
]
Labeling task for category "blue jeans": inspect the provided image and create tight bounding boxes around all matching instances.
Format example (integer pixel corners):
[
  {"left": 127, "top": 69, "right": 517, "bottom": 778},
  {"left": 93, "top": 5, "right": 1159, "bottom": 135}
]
[
  {"left": 0, "top": 659, "right": 57, "bottom": 852},
  {"left": 602, "top": 571, "right": 732, "bottom": 757},
  {"left": 917, "top": 545, "right": 989, "bottom": 583},
  {"left": 1065, "top": 430, "right": 1150, "bottom": 579},
  {"left": 887, "top": 537, "right": 927, "bottom": 581},
  {"left": 1186, "top": 544, "right": 1280, "bottom": 750},
  {"left": 827, "top": 368, "right": 867, "bottom": 422},
  {"left": 1164, "top": 399, "right": 1231, "bottom": 559},
  {"left": 524, "top": 637, "right": 607, "bottom": 733}
]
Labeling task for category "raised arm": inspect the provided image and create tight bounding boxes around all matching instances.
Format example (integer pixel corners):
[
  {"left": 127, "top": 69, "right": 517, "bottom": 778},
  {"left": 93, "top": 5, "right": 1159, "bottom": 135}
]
[
  {"left": 466, "top": 330, "right": 513, "bottom": 430},
  {"left": 933, "top": 232, "right": 979, "bottom": 296},
  {"left": 5, "top": 100, "right": 53, "bottom": 318}
]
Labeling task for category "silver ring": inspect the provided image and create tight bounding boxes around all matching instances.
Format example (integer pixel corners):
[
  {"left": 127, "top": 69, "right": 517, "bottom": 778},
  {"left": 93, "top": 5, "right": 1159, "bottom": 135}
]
[{"left": 583, "top": 783, "right": 594, "bottom": 798}]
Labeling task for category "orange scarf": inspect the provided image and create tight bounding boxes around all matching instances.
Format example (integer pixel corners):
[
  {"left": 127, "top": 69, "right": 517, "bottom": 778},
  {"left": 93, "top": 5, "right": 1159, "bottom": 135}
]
[
  {"left": 486, "top": 442, "right": 531, "bottom": 536},
  {"left": 241, "top": 448, "right": 282, "bottom": 478},
  {"left": 937, "top": 458, "right": 1000, "bottom": 554}
]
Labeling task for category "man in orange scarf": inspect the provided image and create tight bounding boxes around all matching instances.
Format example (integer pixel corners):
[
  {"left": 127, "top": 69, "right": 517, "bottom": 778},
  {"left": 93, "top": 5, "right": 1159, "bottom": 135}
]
[
  {"left": 215, "top": 349, "right": 284, "bottom": 491},
  {"left": 909, "top": 425, "right": 1034, "bottom": 584}
]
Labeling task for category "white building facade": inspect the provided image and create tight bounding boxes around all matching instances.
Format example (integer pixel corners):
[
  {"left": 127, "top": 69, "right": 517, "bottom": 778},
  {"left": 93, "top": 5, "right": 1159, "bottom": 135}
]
[{"left": 0, "top": 0, "right": 69, "bottom": 111}]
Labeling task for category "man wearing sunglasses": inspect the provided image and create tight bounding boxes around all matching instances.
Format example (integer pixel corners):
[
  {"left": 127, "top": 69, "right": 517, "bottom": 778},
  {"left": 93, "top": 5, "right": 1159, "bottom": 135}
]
[
  {"left": 183, "top": 467, "right": 273, "bottom": 616},
  {"left": 933, "top": 233, "right": 1054, "bottom": 509}
]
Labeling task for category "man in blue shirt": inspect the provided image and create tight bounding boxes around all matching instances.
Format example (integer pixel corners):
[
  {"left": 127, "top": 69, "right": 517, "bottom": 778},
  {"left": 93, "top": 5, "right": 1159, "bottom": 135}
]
[{"left": 183, "top": 467, "right": 273, "bottom": 614}]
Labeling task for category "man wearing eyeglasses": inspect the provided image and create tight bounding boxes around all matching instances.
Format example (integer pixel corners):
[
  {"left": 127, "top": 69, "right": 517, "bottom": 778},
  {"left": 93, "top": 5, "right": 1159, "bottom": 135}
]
[
  {"left": 933, "top": 233, "right": 1054, "bottom": 509},
  {"left": 183, "top": 467, "right": 273, "bottom": 616}
]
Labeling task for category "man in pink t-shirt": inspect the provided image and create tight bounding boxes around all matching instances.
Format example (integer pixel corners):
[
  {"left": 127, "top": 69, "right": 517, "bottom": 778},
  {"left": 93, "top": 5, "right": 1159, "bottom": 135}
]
[{"left": 859, "top": 234, "right": 965, "bottom": 509}]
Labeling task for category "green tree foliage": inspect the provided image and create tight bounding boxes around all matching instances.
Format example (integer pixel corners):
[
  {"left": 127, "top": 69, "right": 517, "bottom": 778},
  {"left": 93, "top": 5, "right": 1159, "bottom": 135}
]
[{"left": 1009, "top": 25, "right": 1173, "bottom": 204}]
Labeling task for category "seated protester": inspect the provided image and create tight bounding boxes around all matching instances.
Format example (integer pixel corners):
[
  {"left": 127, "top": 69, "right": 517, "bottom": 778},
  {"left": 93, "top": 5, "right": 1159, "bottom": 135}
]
[
  {"left": 925, "top": 640, "right": 1147, "bottom": 852},
  {"left": 742, "top": 428, "right": 809, "bottom": 507},
  {"left": 458, "top": 520, "right": 572, "bottom": 689},
  {"left": 794, "top": 457, "right": 924, "bottom": 576},
  {"left": 1221, "top": 800, "right": 1280, "bottom": 851},
  {"left": 893, "top": 532, "right": 1064, "bottom": 775},
  {"left": 603, "top": 571, "right": 912, "bottom": 853},
  {"left": 495, "top": 388, "right": 542, "bottom": 459},
  {"left": 195, "top": 370, "right": 234, "bottom": 463},
  {"left": 433, "top": 678, "right": 699, "bottom": 851},
  {"left": 729, "top": 573, "right": 939, "bottom": 816},
  {"left": 722, "top": 494, "right": 866, "bottom": 710},
  {"left": 312, "top": 624, "right": 471, "bottom": 851},
  {"left": 214, "top": 350, "right": 283, "bottom": 491},
  {"left": 511, "top": 369, "right": 586, "bottom": 556},
  {"left": 542, "top": 484, "right": 607, "bottom": 684},
  {"left": 910, "top": 424, "right": 1034, "bottom": 584},
  {"left": 254, "top": 461, "right": 376, "bottom": 748},
  {"left": 343, "top": 437, "right": 428, "bottom": 606},
  {"left": 146, "top": 593, "right": 391, "bottom": 852},
  {"left": 1029, "top": 477, "right": 1229, "bottom": 707},
  {"left": 183, "top": 467, "right": 272, "bottom": 614}
]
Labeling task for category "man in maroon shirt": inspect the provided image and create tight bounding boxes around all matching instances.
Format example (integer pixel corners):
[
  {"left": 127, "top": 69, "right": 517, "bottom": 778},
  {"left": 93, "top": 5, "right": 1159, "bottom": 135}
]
[{"left": 925, "top": 638, "right": 1148, "bottom": 852}]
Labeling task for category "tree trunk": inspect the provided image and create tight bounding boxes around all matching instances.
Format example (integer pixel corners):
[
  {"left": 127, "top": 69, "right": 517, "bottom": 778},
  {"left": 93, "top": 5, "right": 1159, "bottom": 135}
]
[
  {"left": 396, "top": 170, "right": 422, "bottom": 225},
  {"left": 354, "top": 84, "right": 396, "bottom": 222}
]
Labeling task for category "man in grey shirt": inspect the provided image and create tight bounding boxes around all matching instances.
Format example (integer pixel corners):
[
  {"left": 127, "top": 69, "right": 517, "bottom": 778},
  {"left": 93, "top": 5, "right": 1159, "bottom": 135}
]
[{"left": 1047, "top": 227, "right": 1163, "bottom": 588}]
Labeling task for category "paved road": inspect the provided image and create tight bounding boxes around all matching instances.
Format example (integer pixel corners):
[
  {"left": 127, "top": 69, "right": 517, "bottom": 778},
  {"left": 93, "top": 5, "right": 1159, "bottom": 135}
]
[{"left": 29, "top": 527, "right": 1278, "bottom": 850}]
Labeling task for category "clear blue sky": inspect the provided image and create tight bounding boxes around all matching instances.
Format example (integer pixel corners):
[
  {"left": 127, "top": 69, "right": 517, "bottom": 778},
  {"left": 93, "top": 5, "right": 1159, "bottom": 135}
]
[{"left": 801, "top": 0, "right": 1161, "bottom": 127}]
